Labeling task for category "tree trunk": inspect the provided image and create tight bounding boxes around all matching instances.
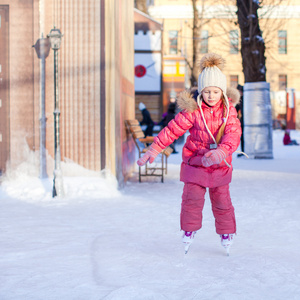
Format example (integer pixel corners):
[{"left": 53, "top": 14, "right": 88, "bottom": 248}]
[
  {"left": 236, "top": 0, "right": 273, "bottom": 159},
  {"left": 191, "top": 0, "right": 200, "bottom": 86},
  {"left": 237, "top": 0, "right": 266, "bottom": 82}
]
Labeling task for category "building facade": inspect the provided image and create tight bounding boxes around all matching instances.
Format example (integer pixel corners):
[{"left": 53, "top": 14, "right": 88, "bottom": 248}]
[
  {"left": 148, "top": 0, "right": 300, "bottom": 129},
  {"left": 134, "top": 9, "right": 163, "bottom": 123},
  {"left": 0, "top": 0, "right": 135, "bottom": 186}
]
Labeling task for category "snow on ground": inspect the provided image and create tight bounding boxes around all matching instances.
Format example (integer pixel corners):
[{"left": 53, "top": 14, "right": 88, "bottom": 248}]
[{"left": 0, "top": 130, "right": 300, "bottom": 300}]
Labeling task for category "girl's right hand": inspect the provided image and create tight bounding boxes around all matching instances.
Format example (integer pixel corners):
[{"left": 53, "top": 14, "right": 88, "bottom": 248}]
[{"left": 137, "top": 144, "right": 161, "bottom": 166}]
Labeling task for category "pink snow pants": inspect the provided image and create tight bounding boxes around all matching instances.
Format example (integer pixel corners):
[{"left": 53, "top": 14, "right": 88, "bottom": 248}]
[{"left": 180, "top": 183, "right": 236, "bottom": 234}]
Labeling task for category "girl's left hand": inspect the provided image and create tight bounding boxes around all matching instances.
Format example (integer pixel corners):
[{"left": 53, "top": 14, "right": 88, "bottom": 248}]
[{"left": 202, "top": 149, "right": 227, "bottom": 167}]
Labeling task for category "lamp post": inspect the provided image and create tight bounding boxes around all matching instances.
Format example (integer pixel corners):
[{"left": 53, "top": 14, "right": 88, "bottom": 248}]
[
  {"left": 47, "top": 27, "right": 64, "bottom": 197},
  {"left": 33, "top": 35, "right": 51, "bottom": 179}
]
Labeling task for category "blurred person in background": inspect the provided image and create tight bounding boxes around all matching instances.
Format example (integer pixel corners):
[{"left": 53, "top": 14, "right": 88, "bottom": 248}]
[
  {"left": 283, "top": 126, "right": 299, "bottom": 146},
  {"left": 139, "top": 102, "right": 154, "bottom": 137}
]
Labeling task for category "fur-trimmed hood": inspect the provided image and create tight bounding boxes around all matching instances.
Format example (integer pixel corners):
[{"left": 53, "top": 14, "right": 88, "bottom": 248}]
[{"left": 176, "top": 87, "right": 240, "bottom": 113}]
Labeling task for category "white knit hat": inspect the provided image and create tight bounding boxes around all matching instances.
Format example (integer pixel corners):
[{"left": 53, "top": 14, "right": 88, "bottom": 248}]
[
  {"left": 197, "top": 53, "right": 227, "bottom": 95},
  {"left": 197, "top": 53, "right": 229, "bottom": 110},
  {"left": 139, "top": 102, "right": 146, "bottom": 111}
]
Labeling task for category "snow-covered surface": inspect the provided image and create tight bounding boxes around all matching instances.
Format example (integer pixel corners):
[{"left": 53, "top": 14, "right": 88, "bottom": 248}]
[{"left": 1, "top": 130, "right": 300, "bottom": 300}]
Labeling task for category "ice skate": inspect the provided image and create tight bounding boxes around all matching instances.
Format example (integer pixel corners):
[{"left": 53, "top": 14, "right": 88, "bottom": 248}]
[
  {"left": 220, "top": 234, "right": 235, "bottom": 256},
  {"left": 182, "top": 231, "right": 196, "bottom": 254}
]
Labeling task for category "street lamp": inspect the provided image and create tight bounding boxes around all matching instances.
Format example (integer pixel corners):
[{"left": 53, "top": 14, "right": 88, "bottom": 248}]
[
  {"left": 33, "top": 35, "right": 51, "bottom": 179},
  {"left": 47, "top": 27, "right": 64, "bottom": 197}
]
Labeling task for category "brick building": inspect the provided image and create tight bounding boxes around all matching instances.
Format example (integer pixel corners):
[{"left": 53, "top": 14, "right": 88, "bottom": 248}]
[{"left": 0, "top": 0, "right": 135, "bottom": 187}]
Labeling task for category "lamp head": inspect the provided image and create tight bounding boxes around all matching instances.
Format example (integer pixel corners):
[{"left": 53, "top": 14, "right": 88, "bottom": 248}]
[
  {"left": 47, "top": 27, "right": 63, "bottom": 50},
  {"left": 33, "top": 37, "right": 51, "bottom": 59}
]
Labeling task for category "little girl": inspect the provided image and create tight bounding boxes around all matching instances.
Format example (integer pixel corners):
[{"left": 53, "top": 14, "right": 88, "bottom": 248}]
[{"left": 137, "top": 53, "right": 241, "bottom": 255}]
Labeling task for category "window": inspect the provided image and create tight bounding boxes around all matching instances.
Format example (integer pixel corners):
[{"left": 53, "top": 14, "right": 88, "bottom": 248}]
[
  {"left": 279, "top": 75, "right": 287, "bottom": 90},
  {"left": 200, "top": 30, "right": 208, "bottom": 54},
  {"left": 230, "top": 30, "right": 239, "bottom": 54},
  {"left": 169, "top": 31, "right": 178, "bottom": 54},
  {"left": 278, "top": 30, "right": 287, "bottom": 54},
  {"left": 230, "top": 75, "right": 239, "bottom": 88}
]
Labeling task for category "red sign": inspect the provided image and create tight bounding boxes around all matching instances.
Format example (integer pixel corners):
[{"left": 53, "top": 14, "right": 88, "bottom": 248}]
[{"left": 135, "top": 65, "right": 146, "bottom": 78}]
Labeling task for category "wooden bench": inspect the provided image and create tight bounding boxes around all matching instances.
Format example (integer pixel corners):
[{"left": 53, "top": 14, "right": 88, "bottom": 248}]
[{"left": 125, "top": 120, "right": 173, "bottom": 183}]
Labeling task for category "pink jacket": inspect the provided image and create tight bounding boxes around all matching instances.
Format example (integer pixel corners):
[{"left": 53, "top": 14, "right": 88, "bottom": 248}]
[
  {"left": 153, "top": 88, "right": 242, "bottom": 188},
  {"left": 283, "top": 132, "right": 291, "bottom": 145}
]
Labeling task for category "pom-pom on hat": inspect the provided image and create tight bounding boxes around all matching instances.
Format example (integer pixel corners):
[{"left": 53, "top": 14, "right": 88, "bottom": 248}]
[{"left": 198, "top": 53, "right": 227, "bottom": 95}]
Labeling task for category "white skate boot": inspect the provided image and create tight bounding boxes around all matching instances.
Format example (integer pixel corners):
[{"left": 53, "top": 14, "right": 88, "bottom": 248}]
[
  {"left": 182, "top": 231, "right": 197, "bottom": 254},
  {"left": 220, "top": 234, "right": 235, "bottom": 256}
]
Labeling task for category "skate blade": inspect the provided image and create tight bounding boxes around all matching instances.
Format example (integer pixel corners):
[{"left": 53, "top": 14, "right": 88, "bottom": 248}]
[
  {"left": 226, "top": 248, "right": 230, "bottom": 256},
  {"left": 184, "top": 244, "right": 190, "bottom": 254}
]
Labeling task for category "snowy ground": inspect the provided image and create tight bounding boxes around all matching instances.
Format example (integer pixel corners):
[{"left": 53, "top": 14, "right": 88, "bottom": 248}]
[{"left": 0, "top": 130, "right": 300, "bottom": 300}]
